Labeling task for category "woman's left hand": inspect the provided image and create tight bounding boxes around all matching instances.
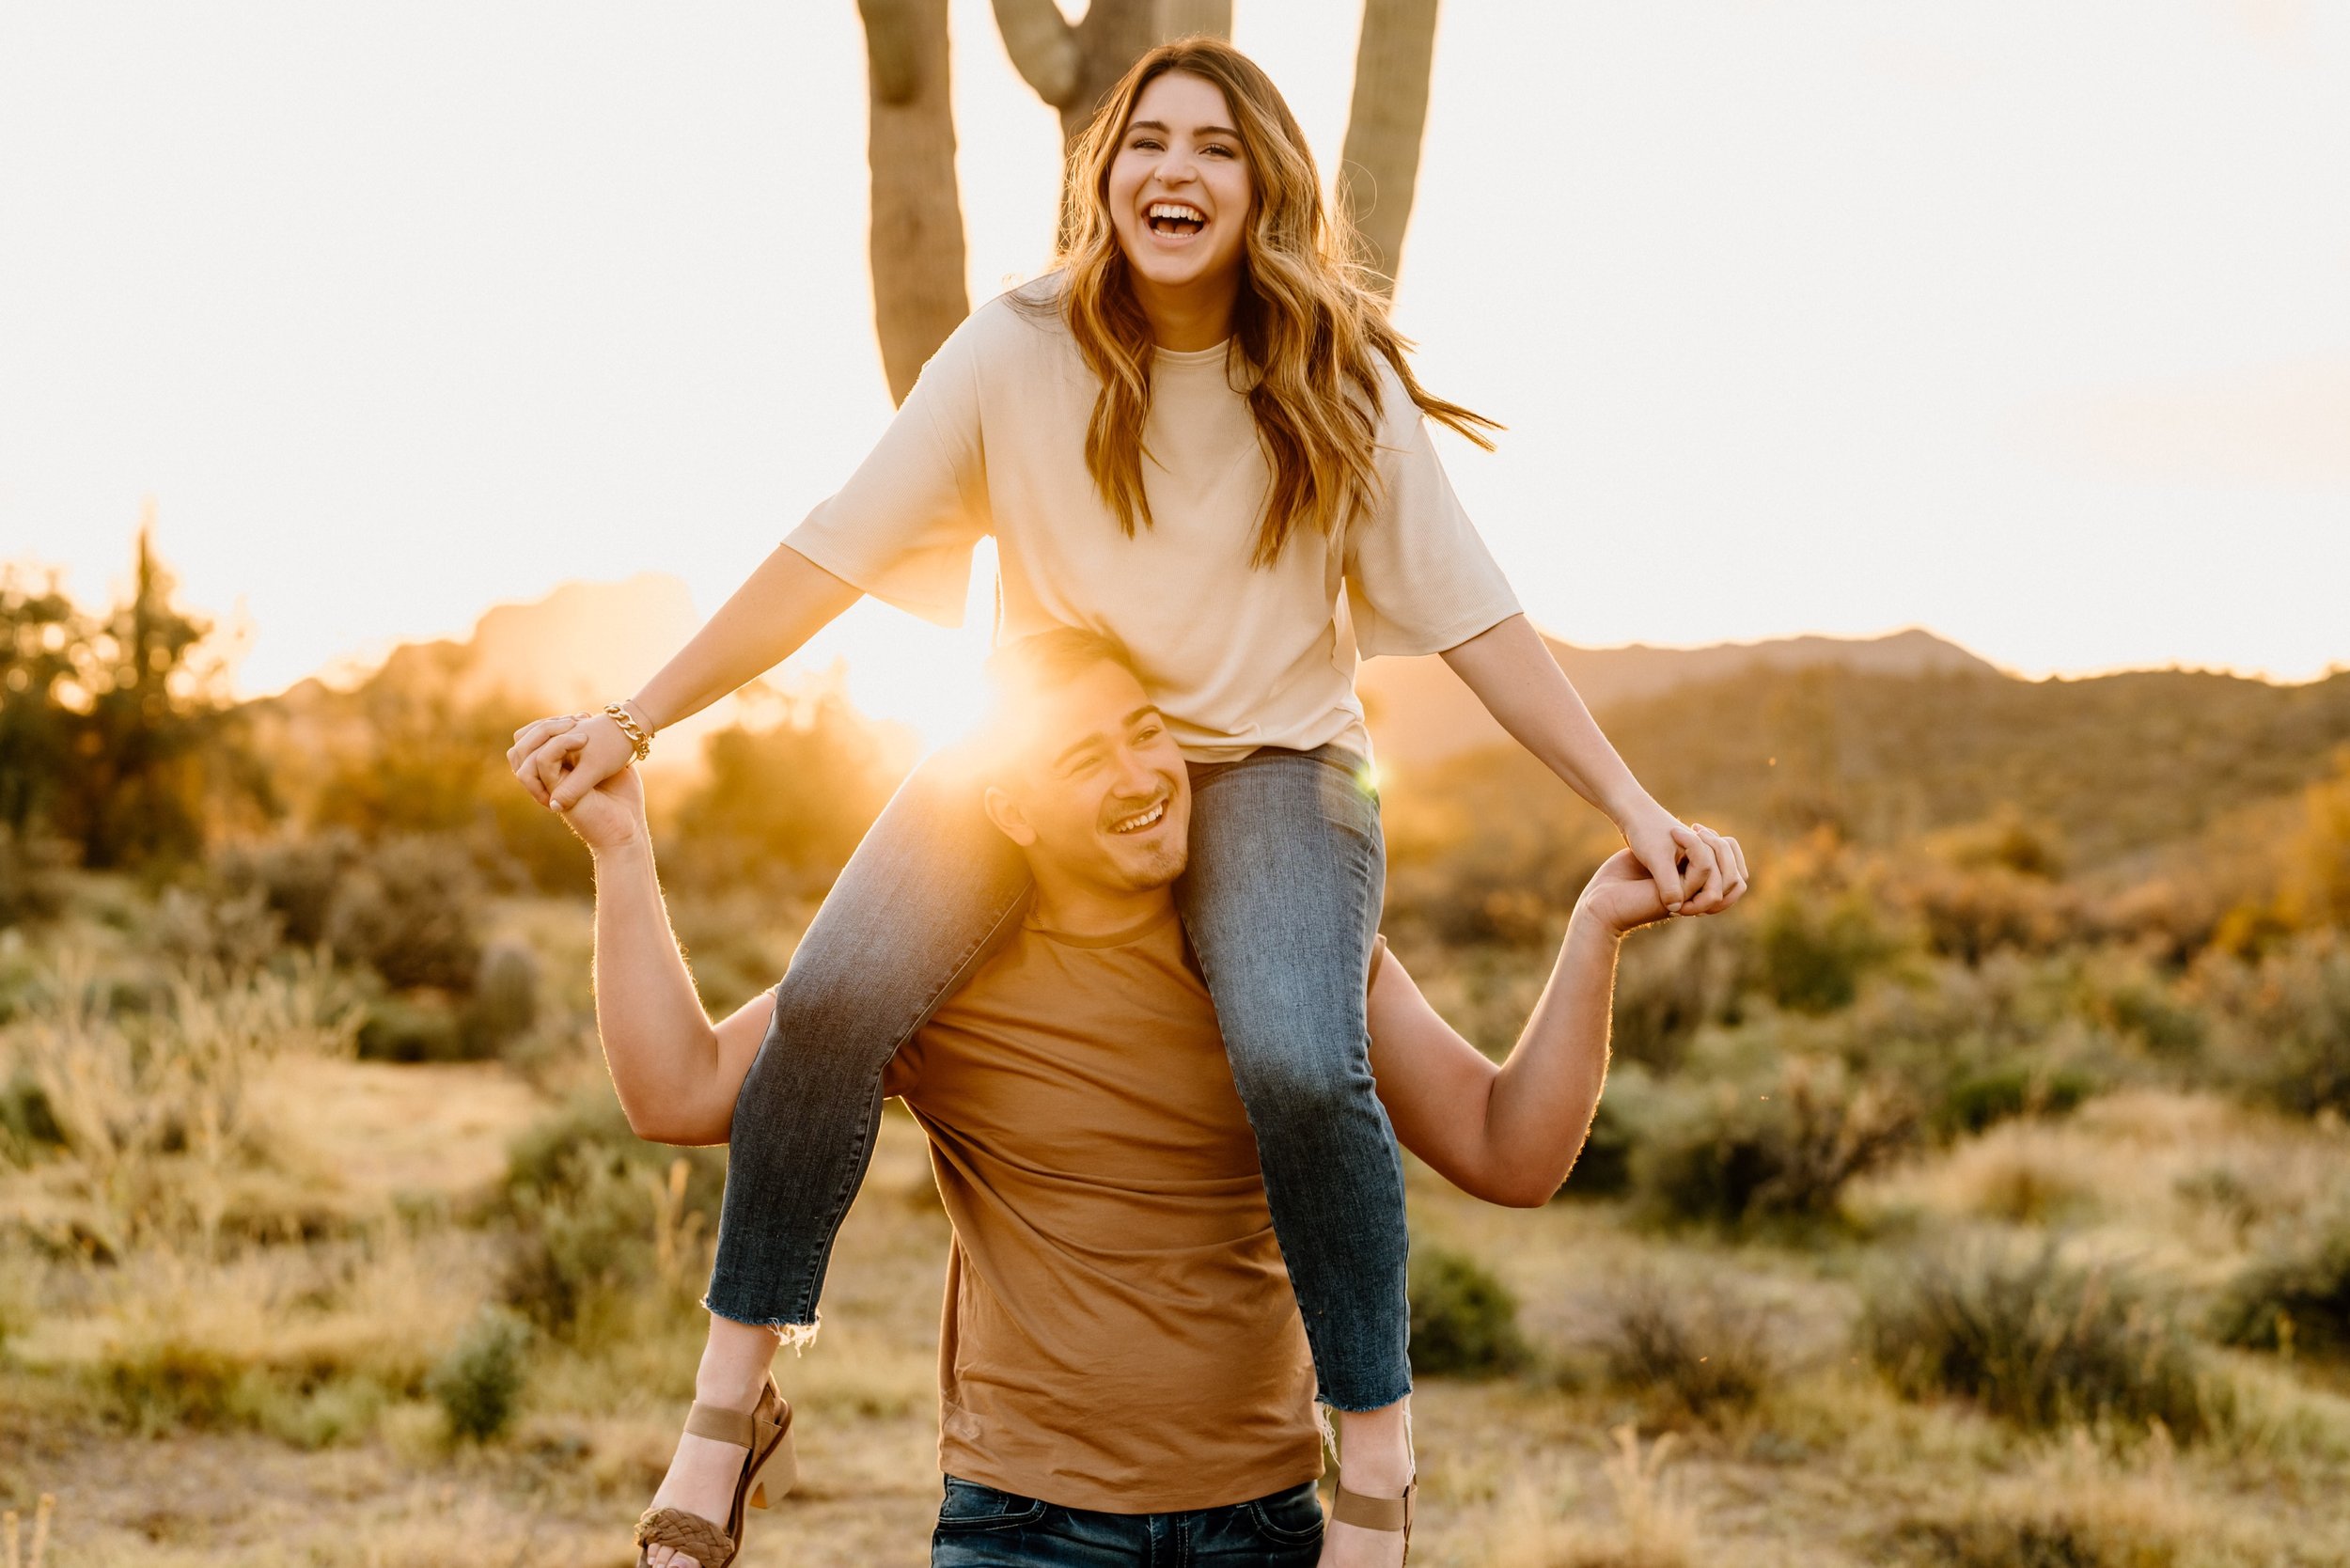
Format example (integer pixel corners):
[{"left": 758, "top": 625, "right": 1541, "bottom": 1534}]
[
  {"left": 1617, "top": 798, "right": 1732, "bottom": 916},
  {"left": 1580, "top": 823, "right": 1749, "bottom": 934}
]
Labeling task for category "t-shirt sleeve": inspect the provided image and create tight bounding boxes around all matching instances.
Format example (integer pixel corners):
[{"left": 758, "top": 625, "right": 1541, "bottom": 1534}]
[
  {"left": 1341, "top": 372, "right": 1523, "bottom": 659},
  {"left": 782, "top": 310, "right": 994, "bottom": 627}
]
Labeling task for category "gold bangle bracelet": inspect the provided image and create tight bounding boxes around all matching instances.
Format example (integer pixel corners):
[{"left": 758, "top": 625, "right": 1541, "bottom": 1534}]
[{"left": 603, "top": 702, "right": 653, "bottom": 761}]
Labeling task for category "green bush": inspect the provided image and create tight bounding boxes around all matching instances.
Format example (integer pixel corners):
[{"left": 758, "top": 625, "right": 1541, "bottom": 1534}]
[
  {"left": 1750, "top": 885, "right": 1896, "bottom": 1013},
  {"left": 1935, "top": 1061, "right": 2097, "bottom": 1140},
  {"left": 356, "top": 992, "right": 464, "bottom": 1063},
  {"left": 1407, "top": 1246, "right": 1528, "bottom": 1378},
  {"left": 1631, "top": 1058, "right": 1915, "bottom": 1231},
  {"left": 428, "top": 1307, "right": 531, "bottom": 1442},
  {"left": 1608, "top": 916, "right": 1746, "bottom": 1072},
  {"left": 2228, "top": 933, "right": 2350, "bottom": 1118},
  {"left": 1599, "top": 1278, "right": 1775, "bottom": 1425},
  {"left": 2211, "top": 1203, "right": 2350, "bottom": 1360},
  {"left": 496, "top": 1094, "right": 724, "bottom": 1335},
  {"left": 0, "top": 824, "right": 72, "bottom": 927},
  {"left": 221, "top": 828, "right": 362, "bottom": 948},
  {"left": 460, "top": 939, "right": 540, "bottom": 1056},
  {"left": 149, "top": 885, "right": 284, "bottom": 973},
  {"left": 324, "top": 833, "right": 485, "bottom": 993},
  {"left": 1860, "top": 1240, "right": 2220, "bottom": 1439},
  {"left": 1553, "top": 1091, "right": 1634, "bottom": 1200}
]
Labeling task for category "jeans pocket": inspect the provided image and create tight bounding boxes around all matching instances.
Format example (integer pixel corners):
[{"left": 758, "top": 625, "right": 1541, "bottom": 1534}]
[
  {"left": 1246, "top": 1482, "right": 1327, "bottom": 1547},
  {"left": 935, "top": 1476, "right": 1048, "bottom": 1533}
]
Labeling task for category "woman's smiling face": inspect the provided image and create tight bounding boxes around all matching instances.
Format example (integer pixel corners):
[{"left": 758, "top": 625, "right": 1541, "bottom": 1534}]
[{"left": 1105, "top": 70, "right": 1253, "bottom": 297}]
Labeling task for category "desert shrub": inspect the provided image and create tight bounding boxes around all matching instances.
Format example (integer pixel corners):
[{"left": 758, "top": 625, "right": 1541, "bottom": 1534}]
[
  {"left": 2094, "top": 980, "right": 2207, "bottom": 1060},
  {"left": 1407, "top": 1246, "right": 1528, "bottom": 1377},
  {"left": 1748, "top": 882, "right": 1899, "bottom": 1014},
  {"left": 496, "top": 1094, "right": 723, "bottom": 1335},
  {"left": 324, "top": 833, "right": 484, "bottom": 993},
  {"left": 1908, "top": 866, "right": 2081, "bottom": 967},
  {"left": 460, "top": 940, "right": 540, "bottom": 1056},
  {"left": 1860, "top": 1240, "right": 2220, "bottom": 1438},
  {"left": 1888, "top": 1499, "right": 2183, "bottom": 1568},
  {"left": 1934, "top": 1061, "right": 2097, "bottom": 1140},
  {"left": 2211, "top": 1202, "right": 2350, "bottom": 1360},
  {"left": 2215, "top": 933, "right": 2350, "bottom": 1117},
  {"left": 149, "top": 885, "right": 284, "bottom": 974},
  {"left": 1608, "top": 917, "right": 1747, "bottom": 1072},
  {"left": 0, "top": 824, "right": 72, "bottom": 928},
  {"left": 1555, "top": 1091, "right": 1636, "bottom": 1199},
  {"left": 667, "top": 892, "right": 797, "bottom": 1014},
  {"left": 1599, "top": 1279, "right": 1776, "bottom": 1426},
  {"left": 428, "top": 1307, "right": 531, "bottom": 1442},
  {"left": 665, "top": 691, "right": 901, "bottom": 899},
  {"left": 356, "top": 992, "right": 463, "bottom": 1063},
  {"left": 0, "top": 1066, "right": 63, "bottom": 1164},
  {"left": 1631, "top": 1058, "right": 1916, "bottom": 1231},
  {"left": 4, "top": 952, "right": 360, "bottom": 1253},
  {"left": 220, "top": 828, "right": 361, "bottom": 948}
]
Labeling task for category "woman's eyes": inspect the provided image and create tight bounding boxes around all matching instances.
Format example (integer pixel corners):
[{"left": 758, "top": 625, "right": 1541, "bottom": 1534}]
[{"left": 1123, "top": 137, "right": 1238, "bottom": 160}]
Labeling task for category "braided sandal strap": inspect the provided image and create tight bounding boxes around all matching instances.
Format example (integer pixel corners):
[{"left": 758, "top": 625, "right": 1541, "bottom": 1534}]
[{"left": 634, "top": 1506, "right": 736, "bottom": 1566}]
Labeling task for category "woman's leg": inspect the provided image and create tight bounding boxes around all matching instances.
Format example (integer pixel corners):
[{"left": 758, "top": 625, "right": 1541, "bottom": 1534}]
[
  {"left": 1173, "top": 745, "right": 1405, "bottom": 1412},
  {"left": 705, "top": 743, "right": 1031, "bottom": 1326},
  {"left": 644, "top": 745, "right": 1029, "bottom": 1566}
]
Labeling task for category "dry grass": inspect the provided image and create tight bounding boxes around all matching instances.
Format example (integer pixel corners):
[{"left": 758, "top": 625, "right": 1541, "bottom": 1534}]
[{"left": 10, "top": 918, "right": 2350, "bottom": 1567}]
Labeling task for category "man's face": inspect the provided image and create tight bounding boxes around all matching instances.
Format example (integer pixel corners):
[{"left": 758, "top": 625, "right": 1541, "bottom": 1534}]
[{"left": 987, "top": 660, "right": 1191, "bottom": 894}]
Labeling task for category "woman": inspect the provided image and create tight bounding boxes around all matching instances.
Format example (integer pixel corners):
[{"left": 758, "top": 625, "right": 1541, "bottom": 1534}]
[{"left": 509, "top": 38, "right": 1731, "bottom": 1568}]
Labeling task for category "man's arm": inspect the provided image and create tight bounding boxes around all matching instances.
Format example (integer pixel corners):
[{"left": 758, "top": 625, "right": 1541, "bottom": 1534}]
[
  {"left": 564, "top": 767, "right": 776, "bottom": 1144},
  {"left": 1367, "top": 831, "right": 1747, "bottom": 1207}
]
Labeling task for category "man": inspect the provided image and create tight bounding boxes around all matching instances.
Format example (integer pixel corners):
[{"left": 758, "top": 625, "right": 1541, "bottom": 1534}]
[{"left": 558, "top": 629, "right": 1747, "bottom": 1568}]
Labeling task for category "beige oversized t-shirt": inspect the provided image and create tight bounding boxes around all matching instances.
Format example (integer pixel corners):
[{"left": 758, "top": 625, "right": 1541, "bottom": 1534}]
[{"left": 785, "top": 281, "right": 1522, "bottom": 763}]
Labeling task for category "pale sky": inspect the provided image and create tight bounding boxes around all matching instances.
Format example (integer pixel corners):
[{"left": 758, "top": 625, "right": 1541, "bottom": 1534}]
[{"left": 3, "top": 2, "right": 2345, "bottom": 744}]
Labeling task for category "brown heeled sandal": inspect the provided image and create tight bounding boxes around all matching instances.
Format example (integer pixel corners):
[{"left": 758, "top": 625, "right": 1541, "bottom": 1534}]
[
  {"left": 633, "top": 1379, "right": 796, "bottom": 1568},
  {"left": 1333, "top": 1478, "right": 1417, "bottom": 1564}
]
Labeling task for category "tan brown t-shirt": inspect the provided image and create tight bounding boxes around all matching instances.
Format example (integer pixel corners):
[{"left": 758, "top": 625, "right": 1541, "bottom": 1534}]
[{"left": 881, "top": 905, "right": 1323, "bottom": 1513}]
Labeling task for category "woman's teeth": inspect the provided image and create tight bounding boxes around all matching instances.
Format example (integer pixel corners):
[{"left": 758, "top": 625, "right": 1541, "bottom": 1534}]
[
  {"left": 1110, "top": 801, "right": 1167, "bottom": 835},
  {"left": 1147, "top": 202, "right": 1205, "bottom": 236}
]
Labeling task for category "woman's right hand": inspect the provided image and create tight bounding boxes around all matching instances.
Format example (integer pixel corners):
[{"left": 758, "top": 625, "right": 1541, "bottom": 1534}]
[{"left": 507, "top": 711, "right": 637, "bottom": 811}]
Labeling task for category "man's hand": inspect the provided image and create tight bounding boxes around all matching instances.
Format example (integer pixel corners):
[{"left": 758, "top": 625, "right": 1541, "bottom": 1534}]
[
  {"left": 1577, "top": 823, "right": 1748, "bottom": 936},
  {"left": 513, "top": 732, "right": 648, "bottom": 855},
  {"left": 505, "top": 711, "right": 639, "bottom": 813}
]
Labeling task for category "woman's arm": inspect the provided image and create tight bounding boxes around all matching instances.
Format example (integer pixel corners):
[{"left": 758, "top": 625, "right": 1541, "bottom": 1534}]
[
  {"left": 1440, "top": 614, "right": 1726, "bottom": 916},
  {"left": 509, "top": 545, "right": 862, "bottom": 811},
  {"left": 1368, "top": 833, "right": 1747, "bottom": 1206}
]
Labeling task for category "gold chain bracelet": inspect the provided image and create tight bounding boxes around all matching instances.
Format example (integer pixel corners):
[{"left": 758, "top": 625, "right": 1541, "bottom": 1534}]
[{"left": 603, "top": 702, "right": 653, "bottom": 761}]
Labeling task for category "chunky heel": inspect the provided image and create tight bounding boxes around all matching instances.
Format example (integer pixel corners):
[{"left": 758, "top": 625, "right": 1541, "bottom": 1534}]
[{"left": 634, "top": 1380, "right": 794, "bottom": 1567}]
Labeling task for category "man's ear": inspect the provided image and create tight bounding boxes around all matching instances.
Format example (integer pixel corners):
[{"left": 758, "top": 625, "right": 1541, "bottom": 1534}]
[{"left": 981, "top": 783, "right": 1038, "bottom": 847}]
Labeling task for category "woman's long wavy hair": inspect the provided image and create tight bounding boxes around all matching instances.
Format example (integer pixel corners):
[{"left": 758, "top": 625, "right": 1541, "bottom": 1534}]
[{"left": 1044, "top": 37, "right": 1498, "bottom": 568}]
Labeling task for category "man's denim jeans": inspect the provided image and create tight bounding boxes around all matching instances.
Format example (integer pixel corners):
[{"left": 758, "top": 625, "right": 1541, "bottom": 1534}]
[
  {"left": 928, "top": 1476, "right": 1325, "bottom": 1567},
  {"left": 703, "top": 743, "right": 1411, "bottom": 1412}
]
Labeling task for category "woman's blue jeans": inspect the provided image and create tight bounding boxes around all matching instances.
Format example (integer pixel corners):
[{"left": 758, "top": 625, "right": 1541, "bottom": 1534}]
[{"left": 703, "top": 743, "right": 1411, "bottom": 1413}]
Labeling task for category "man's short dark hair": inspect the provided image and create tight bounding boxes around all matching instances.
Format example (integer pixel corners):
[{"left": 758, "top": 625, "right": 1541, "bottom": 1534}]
[{"left": 980, "top": 628, "right": 1144, "bottom": 773}]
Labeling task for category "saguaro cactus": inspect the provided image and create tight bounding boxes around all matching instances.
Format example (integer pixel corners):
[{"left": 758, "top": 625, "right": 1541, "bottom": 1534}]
[
  {"left": 993, "top": 0, "right": 1235, "bottom": 151},
  {"left": 1338, "top": 0, "right": 1441, "bottom": 295},
  {"left": 858, "top": 0, "right": 972, "bottom": 403}
]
